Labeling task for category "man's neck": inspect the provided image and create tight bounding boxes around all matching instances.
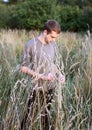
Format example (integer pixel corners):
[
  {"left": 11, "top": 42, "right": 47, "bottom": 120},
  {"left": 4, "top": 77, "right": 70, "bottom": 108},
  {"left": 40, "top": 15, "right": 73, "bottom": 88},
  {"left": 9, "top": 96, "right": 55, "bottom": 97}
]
[{"left": 38, "top": 33, "right": 47, "bottom": 45}]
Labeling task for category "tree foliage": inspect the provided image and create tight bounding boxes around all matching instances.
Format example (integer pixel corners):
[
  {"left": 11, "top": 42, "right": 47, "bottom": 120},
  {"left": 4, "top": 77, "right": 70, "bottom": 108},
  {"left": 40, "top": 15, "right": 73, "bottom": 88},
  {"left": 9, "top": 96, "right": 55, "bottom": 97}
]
[
  {"left": 57, "top": 0, "right": 92, "bottom": 8},
  {"left": 9, "top": 0, "right": 58, "bottom": 30},
  {"left": 0, "top": 0, "right": 92, "bottom": 32}
]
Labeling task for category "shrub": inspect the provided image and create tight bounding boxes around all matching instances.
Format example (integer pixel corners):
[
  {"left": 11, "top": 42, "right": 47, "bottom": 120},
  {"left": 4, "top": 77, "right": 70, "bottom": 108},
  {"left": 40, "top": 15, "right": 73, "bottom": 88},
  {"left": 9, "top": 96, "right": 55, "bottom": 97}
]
[{"left": 9, "top": 0, "right": 58, "bottom": 29}]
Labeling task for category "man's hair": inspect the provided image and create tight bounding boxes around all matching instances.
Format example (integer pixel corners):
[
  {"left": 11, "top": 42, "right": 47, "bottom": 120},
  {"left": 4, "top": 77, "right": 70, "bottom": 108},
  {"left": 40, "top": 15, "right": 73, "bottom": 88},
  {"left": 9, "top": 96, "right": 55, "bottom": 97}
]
[{"left": 43, "top": 20, "right": 61, "bottom": 34}]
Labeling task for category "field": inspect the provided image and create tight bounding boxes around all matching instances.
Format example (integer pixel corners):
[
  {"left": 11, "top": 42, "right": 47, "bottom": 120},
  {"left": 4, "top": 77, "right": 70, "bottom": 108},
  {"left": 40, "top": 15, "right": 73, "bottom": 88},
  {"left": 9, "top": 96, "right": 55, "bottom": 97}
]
[{"left": 0, "top": 30, "right": 92, "bottom": 130}]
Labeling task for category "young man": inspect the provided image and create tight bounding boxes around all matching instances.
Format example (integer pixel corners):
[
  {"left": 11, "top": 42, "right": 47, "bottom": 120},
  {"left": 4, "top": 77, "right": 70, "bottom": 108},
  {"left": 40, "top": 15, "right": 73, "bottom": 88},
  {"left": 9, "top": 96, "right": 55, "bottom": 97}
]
[{"left": 21, "top": 20, "right": 65, "bottom": 130}]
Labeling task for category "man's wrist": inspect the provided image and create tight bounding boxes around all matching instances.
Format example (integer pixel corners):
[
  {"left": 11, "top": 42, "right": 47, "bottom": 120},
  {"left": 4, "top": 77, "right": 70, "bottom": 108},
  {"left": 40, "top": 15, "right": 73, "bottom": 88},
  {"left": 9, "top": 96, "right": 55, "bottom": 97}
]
[{"left": 28, "top": 69, "right": 35, "bottom": 76}]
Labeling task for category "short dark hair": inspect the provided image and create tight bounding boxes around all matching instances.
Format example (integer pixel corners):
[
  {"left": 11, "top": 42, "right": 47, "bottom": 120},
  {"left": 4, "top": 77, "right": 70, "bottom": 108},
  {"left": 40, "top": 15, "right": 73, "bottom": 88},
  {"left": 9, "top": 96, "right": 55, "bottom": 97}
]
[{"left": 43, "top": 20, "right": 61, "bottom": 34}]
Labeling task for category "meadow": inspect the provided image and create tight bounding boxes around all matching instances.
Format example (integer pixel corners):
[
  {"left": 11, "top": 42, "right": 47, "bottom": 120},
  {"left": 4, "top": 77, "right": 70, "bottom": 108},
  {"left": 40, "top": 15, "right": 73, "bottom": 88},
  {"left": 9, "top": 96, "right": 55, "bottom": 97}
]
[{"left": 0, "top": 30, "right": 92, "bottom": 130}]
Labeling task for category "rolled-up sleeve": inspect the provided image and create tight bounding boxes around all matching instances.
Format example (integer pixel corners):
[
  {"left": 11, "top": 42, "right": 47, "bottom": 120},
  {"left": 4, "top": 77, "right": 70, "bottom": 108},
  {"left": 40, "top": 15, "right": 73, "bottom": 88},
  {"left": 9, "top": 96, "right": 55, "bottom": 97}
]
[{"left": 21, "top": 41, "right": 32, "bottom": 67}]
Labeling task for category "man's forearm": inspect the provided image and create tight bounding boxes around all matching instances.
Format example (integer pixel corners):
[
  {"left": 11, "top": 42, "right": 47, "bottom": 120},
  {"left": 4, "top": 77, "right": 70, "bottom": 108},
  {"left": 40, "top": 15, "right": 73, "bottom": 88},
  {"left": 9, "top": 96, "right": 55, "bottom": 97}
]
[
  {"left": 21, "top": 66, "right": 35, "bottom": 76},
  {"left": 21, "top": 66, "right": 54, "bottom": 81}
]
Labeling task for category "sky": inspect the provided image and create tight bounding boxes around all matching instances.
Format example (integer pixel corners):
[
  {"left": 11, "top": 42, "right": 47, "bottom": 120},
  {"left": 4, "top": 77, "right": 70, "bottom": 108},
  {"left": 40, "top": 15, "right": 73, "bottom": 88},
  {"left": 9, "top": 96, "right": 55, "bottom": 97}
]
[{"left": 3, "top": 0, "right": 9, "bottom": 2}]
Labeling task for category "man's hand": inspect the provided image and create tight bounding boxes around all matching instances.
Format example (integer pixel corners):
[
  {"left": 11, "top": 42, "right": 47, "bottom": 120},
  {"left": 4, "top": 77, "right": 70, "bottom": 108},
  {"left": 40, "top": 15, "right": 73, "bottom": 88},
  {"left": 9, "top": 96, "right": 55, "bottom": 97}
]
[
  {"left": 47, "top": 73, "right": 54, "bottom": 80},
  {"left": 59, "top": 74, "right": 65, "bottom": 84},
  {"left": 39, "top": 73, "right": 54, "bottom": 81}
]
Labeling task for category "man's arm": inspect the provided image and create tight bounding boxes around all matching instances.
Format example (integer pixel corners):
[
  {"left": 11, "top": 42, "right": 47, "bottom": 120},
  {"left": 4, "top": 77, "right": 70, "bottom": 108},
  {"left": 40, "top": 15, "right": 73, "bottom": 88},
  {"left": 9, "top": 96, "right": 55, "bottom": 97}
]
[
  {"left": 21, "top": 66, "right": 54, "bottom": 81},
  {"left": 51, "top": 63, "right": 65, "bottom": 84},
  {"left": 21, "top": 66, "right": 35, "bottom": 76}
]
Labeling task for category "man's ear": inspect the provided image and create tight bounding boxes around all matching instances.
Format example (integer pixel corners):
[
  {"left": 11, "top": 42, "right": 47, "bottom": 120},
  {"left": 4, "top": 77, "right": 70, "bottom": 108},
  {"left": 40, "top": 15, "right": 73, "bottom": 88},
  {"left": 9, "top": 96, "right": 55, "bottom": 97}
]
[{"left": 43, "top": 30, "right": 48, "bottom": 35}]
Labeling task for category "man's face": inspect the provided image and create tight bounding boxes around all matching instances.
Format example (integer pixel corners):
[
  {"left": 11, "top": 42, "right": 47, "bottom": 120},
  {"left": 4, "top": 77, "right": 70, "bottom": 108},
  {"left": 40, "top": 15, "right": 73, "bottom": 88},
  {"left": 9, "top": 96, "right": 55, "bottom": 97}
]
[{"left": 44, "top": 30, "right": 59, "bottom": 43}]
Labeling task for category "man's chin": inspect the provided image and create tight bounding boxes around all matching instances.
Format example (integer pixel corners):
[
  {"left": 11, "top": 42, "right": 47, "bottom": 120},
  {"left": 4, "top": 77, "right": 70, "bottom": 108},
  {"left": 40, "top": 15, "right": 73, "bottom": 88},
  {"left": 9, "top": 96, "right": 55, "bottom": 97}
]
[{"left": 46, "top": 41, "right": 51, "bottom": 44}]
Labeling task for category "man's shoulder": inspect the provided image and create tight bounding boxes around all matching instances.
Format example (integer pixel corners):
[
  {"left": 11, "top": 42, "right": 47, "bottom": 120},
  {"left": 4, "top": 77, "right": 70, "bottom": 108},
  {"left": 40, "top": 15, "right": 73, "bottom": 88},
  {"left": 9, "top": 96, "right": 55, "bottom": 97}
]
[{"left": 26, "top": 37, "right": 37, "bottom": 48}]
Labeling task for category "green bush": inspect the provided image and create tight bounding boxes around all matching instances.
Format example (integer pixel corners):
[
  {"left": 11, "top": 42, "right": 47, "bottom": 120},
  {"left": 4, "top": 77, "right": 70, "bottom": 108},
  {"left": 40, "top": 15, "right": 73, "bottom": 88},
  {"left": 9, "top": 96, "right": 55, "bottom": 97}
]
[
  {"left": 58, "top": 5, "right": 92, "bottom": 32},
  {"left": 9, "top": 0, "right": 58, "bottom": 29},
  {"left": 0, "top": 4, "right": 12, "bottom": 28},
  {"left": 58, "top": 6, "right": 82, "bottom": 31},
  {"left": 0, "top": 1, "right": 92, "bottom": 32},
  {"left": 79, "top": 7, "right": 92, "bottom": 32}
]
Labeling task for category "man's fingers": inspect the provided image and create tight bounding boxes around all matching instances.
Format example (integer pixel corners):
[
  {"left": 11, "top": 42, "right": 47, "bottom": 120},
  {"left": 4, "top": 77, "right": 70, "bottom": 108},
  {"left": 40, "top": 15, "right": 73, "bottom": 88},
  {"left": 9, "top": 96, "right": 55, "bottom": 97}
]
[{"left": 60, "top": 75, "right": 65, "bottom": 83}]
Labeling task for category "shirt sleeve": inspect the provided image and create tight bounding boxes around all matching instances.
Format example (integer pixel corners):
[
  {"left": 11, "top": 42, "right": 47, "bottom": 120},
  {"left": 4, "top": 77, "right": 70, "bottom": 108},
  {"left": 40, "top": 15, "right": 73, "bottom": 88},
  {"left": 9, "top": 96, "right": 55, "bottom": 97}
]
[{"left": 21, "top": 41, "right": 32, "bottom": 67}]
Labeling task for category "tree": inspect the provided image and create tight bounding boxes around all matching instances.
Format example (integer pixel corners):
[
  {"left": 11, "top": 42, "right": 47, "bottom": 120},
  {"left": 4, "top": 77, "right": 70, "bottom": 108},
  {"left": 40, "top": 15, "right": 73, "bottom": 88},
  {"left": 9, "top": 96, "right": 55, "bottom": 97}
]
[{"left": 9, "top": 0, "right": 58, "bottom": 29}]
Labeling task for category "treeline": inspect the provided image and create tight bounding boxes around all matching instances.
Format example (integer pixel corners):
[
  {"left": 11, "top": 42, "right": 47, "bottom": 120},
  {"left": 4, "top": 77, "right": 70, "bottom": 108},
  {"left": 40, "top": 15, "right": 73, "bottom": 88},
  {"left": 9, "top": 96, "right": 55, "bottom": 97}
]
[{"left": 0, "top": 0, "right": 92, "bottom": 32}]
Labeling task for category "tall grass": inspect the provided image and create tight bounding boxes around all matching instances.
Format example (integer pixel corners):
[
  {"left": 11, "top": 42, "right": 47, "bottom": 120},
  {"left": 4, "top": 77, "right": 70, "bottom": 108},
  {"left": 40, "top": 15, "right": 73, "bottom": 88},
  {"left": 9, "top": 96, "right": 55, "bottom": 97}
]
[{"left": 0, "top": 30, "right": 92, "bottom": 130}]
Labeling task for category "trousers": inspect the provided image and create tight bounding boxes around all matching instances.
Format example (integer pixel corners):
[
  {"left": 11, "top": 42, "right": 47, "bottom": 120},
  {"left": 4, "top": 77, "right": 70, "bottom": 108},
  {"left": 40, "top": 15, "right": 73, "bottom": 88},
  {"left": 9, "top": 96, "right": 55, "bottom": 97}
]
[{"left": 21, "top": 87, "right": 54, "bottom": 130}]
